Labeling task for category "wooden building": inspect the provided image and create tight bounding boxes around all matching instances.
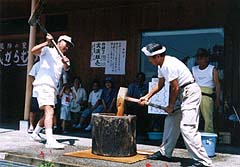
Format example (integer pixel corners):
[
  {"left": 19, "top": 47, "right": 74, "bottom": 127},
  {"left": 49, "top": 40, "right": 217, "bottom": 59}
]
[{"left": 0, "top": 0, "right": 239, "bottom": 140}]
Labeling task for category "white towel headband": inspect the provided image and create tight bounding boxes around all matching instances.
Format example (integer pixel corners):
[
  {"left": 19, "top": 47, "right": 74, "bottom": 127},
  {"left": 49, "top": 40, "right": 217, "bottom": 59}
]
[{"left": 141, "top": 46, "right": 166, "bottom": 56}]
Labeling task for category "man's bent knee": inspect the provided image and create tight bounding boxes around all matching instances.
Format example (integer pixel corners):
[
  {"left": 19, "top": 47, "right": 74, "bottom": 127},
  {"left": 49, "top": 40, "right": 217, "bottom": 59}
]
[{"left": 41, "top": 105, "right": 54, "bottom": 115}]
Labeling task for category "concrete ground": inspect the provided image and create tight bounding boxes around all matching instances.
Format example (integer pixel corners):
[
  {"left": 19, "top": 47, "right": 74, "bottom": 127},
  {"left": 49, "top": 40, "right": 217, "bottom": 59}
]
[{"left": 0, "top": 127, "right": 240, "bottom": 167}]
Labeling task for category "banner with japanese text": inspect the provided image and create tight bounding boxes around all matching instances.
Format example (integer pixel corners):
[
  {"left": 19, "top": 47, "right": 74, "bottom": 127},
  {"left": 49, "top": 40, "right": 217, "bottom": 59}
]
[{"left": 0, "top": 40, "right": 29, "bottom": 67}]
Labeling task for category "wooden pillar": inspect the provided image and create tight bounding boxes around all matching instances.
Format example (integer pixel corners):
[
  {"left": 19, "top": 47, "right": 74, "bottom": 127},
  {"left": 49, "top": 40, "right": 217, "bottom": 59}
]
[{"left": 23, "top": 0, "right": 37, "bottom": 120}]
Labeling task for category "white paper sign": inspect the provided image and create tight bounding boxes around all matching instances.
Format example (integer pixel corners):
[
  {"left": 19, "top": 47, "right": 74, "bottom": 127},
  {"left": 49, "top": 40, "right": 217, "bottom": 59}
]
[
  {"left": 148, "top": 78, "right": 169, "bottom": 115},
  {"left": 105, "top": 41, "right": 126, "bottom": 75},
  {"left": 90, "top": 42, "right": 107, "bottom": 67},
  {"left": 90, "top": 40, "right": 126, "bottom": 75}
]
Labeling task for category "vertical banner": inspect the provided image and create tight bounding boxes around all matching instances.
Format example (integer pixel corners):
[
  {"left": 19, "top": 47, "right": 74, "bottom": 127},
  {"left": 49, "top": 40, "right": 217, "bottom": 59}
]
[
  {"left": 148, "top": 78, "right": 169, "bottom": 115},
  {"left": 90, "top": 40, "right": 126, "bottom": 75},
  {"left": 90, "top": 42, "right": 107, "bottom": 67}
]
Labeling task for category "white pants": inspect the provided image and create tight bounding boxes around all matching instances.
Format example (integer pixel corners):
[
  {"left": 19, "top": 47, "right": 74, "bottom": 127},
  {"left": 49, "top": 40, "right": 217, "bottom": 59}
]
[{"left": 159, "top": 83, "right": 212, "bottom": 166}]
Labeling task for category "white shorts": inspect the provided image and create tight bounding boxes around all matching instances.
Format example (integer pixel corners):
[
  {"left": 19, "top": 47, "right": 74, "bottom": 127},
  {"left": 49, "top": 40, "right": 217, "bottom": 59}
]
[{"left": 33, "top": 85, "right": 57, "bottom": 108}]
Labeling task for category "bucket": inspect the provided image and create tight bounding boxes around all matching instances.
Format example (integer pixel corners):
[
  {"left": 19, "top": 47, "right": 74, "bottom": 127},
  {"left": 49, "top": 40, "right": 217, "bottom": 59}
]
[
  {"left": 147, "top": 132, "right": 163, "bottom": 140},
  {"left": 201, "top": 132, "right": 218, "bottom": 157}
]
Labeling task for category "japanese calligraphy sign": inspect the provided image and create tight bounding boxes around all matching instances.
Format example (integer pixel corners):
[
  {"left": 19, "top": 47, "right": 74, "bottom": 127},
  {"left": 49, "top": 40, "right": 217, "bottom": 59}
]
[
  {"left": 90, "top": 42, "right": 107, "bottom": 67},
  {"left": 0, "top": 40, "right": 30, "bottom": 67},
  {"left": 91, "top": 40, "right": 126, "bottom": 75}
]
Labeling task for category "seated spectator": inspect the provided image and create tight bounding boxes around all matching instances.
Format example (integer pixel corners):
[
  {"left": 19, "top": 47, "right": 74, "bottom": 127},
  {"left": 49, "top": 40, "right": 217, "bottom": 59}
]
[
  {"left": 125, "top": 72, "right": 149, "bottom": 135},
  {"left": 59, "top": 84, "right": 76, "bottom": 134},
  {"left": 75, "top": 80, "right": 102, "bottom": 129},
  {"left": 70, "top": 76, "right": 88, "bottom": 128},
  {"left": 84, "top": 77, "right": 118, "bottom": 131}
]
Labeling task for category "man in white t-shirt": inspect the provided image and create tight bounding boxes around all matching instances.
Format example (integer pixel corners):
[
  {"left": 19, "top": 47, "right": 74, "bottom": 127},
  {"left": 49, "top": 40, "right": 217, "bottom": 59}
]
[
  {"left": 30, "top": 33, "right": 74, "bottom": 149},
  {"left": 140, "top": 43, "right": 212, "bottom": 167},
  {"left": 192, "top": 48, "right": 221, "bottom": 133}
]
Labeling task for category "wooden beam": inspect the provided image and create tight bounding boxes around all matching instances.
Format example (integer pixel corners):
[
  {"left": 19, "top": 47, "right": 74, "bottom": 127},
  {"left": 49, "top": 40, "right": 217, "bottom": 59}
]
[{"left": 23, "top": 0, "right": 37, "bottom": 120}]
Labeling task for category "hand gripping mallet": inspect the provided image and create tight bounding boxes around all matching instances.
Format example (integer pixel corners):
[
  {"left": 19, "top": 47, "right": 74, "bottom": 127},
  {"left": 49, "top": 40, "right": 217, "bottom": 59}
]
[
  {"left": 28, "top": 0, "right": 70, "bottom": 66},
  {"left": 124, "top": 96, "right": 167, "bottom": 110},
  {"left": 116, "top": 87, "right": 178, "bottom": 116},
  {"left": 125, "top": 96, "right": 180, "bottom": 113}
]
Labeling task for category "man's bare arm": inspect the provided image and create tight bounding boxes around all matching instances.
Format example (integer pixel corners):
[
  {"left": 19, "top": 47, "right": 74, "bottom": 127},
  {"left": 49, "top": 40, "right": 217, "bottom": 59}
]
[
  {"left": 140, "top": 77, "right": 165, "bottom": 102},
  {"left": 31, "top": 33, "right": 53, "bottom": 55},
  {"left": 166, "top": 79, "right": 179, "bottom": 113}
]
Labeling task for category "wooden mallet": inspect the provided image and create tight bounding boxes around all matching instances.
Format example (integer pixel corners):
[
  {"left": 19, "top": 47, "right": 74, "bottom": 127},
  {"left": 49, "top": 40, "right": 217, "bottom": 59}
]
[
  {"left": 116, "top": 87, "right": 168, "bottom": 116},
  {"left": 124, "top": 96, "right": 167, "bottom": 110},
  {"left": 125, "top": 96, "right": 180, "bottom": 113},
  {"left": 116, "top": 87, "right": 179, "bottom": 116}
]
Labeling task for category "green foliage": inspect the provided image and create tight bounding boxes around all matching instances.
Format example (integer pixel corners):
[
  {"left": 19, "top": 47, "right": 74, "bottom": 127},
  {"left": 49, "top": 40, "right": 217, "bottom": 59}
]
[{"left": 38, "top": 161, "right": 56, "bottom": 167}]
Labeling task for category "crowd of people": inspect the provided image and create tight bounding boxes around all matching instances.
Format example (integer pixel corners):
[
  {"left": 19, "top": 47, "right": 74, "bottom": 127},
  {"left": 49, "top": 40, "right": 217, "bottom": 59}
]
[
  {"left": 27, "top": 33, "right": 220, "bottom": 166},
  {"left": 28, "top": 72, "right": 151, "bottom": 135}
]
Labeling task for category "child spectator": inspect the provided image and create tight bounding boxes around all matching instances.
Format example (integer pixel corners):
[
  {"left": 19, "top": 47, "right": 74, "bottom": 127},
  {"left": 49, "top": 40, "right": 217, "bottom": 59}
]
[
  {"left": 59, "top": 84, "right": 76, "bottom": 134},
  {"left": 75, "top": 80, "right": 102, "bottom": 129}
]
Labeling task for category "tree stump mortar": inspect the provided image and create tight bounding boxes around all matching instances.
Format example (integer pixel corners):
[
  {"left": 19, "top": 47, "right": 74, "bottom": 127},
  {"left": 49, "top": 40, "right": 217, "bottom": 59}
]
[{"left": 91, "top": 113, "right": 136, "bottom": 157}]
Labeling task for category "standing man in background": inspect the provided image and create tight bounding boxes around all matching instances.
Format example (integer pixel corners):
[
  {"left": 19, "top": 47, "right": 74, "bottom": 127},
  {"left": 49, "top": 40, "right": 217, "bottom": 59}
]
[
  {"left": 30, "top": 33, "right": 74, "bottom": 149},
  {"left": 192, "top": 48, "right": 221, "bottom": 133},
  {"left": 140, "top": 43, "right": 212, "bottom": 167},
  {"left": 126, "top": 72, "right": 149, "bottom": 135},
  {"left": 28, "top": 61, "right": 41, "bottom": 133}
]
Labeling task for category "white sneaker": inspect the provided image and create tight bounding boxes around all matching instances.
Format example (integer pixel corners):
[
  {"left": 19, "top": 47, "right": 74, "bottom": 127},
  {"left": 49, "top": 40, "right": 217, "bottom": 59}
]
[
  {"left": 85, "top": 124, "right": 92, "bottom": 131},
  {"left": 30, "top": 132, "right": 46, "bottom": 142},
  {"left": 75, "top": 123, "right": 82, "bottom": 129},
  {"left": 45, "top": 139, "right": 65, "bottom": 149}
]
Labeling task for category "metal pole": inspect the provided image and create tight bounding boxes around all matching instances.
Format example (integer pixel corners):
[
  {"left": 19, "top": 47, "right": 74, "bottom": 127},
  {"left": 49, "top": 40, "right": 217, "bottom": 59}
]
[{"left": 23, "top": 0, "right": 37, "bottom": 120}]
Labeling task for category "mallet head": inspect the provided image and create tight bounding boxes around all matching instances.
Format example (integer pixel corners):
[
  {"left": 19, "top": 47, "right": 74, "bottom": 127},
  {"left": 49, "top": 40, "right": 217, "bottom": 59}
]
[{"left": 28, "top": 0, "right": 46, "bottom": 26}]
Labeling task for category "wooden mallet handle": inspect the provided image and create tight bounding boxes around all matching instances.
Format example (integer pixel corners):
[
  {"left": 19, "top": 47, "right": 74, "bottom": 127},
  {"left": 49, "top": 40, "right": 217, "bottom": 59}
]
[
  {"left": 125, "top": 96, "right": 181, "bottom": 113},
  {"left": 125, "top": 96, "right": 167, "bottom": 110}
]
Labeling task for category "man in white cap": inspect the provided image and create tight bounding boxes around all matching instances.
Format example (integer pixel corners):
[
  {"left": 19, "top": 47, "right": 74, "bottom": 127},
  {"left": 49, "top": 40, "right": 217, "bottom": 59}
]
[
  {"left": 140, "top": 43, "right": 212, "bottom": 166},
  {"left": 30, "top": 33, "right": 74, "bottom": 149}
]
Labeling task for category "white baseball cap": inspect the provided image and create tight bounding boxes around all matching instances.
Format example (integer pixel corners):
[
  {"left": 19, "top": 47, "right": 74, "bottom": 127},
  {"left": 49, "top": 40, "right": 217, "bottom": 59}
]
[{"left": 58, "top": 35, "right": 74, "bottom": 47}]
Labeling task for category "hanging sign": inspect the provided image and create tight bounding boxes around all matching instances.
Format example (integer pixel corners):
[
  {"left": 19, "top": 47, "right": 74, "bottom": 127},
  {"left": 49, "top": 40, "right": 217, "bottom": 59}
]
[
  {"left": 90, "top": 40, "right": 126, "bottom": 75},
  {"left": 0, "top": 40, "right": 29, "bottom": 67}
]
